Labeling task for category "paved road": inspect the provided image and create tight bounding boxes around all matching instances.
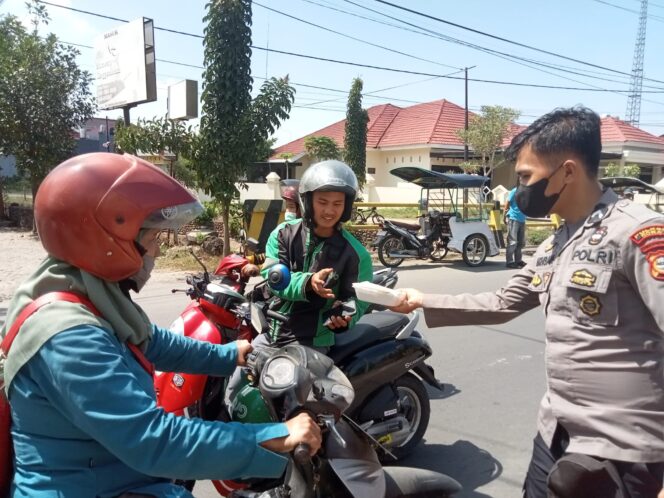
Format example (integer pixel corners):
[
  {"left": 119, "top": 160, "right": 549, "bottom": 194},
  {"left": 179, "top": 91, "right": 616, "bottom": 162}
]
[{"left": 134, "top": 254, "right": 546, "bottom": 498}]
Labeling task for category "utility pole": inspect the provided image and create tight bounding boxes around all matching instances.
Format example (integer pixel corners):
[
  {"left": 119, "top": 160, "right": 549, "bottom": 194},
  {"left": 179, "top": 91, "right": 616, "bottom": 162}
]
[
  {"left": 463, "top": 66, "right": 476, "bottom": 162},
  {"left": 464, "top": 67, "right": 469, "bottom": 161}
]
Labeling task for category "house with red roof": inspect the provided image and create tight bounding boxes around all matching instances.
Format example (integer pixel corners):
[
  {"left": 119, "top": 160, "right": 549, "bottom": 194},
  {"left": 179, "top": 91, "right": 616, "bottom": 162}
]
[
  {"left": 268, "top": 101, "right": 664, "bottom": 201},
  {"left": 599, "top": 116, "right": 664, "bottom": 185}
]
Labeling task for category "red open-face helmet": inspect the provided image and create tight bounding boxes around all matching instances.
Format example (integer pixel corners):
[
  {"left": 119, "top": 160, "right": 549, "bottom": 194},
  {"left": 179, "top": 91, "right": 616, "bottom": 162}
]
[{"left": 35, "top": 153, "right": 202, "bottom": 281}]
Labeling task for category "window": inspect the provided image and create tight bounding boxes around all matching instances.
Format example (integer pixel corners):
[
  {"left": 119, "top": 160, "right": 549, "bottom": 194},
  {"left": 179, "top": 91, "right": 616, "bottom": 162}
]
[{"left": 368, "top": 167, "right": 376, "bottom": 174}]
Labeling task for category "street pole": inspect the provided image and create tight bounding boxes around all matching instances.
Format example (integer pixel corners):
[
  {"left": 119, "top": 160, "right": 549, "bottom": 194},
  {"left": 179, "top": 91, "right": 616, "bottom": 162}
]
[{"left": 464, "top": 67, "right": 469, "bottom": 162}]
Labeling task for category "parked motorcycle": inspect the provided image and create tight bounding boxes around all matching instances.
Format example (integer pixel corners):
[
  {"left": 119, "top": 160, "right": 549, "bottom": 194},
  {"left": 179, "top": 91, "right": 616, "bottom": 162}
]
[
  {"left": 226, "top": 341, "right": 461, "bottom": 497},
  {"left": 375, "top": 211, "right": 450, "bottom": 268}
]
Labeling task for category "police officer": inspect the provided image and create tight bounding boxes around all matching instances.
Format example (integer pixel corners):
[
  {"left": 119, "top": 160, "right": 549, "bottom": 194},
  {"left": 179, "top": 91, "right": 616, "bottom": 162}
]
[{"left": 392, "top": 107, "right": 664, "bottom": 497}]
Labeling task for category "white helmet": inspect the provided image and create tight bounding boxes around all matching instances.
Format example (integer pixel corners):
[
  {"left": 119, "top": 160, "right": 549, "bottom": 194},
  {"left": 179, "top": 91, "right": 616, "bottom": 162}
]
[{"left": 299, "top": 160, "right": 358, "bottom": 226}]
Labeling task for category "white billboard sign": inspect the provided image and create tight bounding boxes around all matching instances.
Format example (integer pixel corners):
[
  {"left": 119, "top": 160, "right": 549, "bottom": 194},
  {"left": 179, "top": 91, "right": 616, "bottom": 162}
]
[{"left": 95, "top": 18, "right": 157, "bottom": 110}]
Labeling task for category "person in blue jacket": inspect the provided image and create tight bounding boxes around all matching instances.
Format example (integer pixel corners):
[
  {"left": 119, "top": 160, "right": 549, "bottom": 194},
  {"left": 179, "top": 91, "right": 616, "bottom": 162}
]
[{"left": 0, "top": 153, "right": 321, "bottom": 498}]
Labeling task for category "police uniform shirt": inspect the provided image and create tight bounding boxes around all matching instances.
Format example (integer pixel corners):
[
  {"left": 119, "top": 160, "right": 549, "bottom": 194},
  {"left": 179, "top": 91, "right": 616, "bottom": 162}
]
[{"left": 421, "top": 188, "right": 664, "bottom": 463}]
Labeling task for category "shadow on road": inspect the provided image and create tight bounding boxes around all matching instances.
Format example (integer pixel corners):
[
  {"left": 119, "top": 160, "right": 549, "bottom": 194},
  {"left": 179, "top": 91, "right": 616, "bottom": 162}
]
[{"left": 396, "top": 439, "right": 503, "bottom": 498}]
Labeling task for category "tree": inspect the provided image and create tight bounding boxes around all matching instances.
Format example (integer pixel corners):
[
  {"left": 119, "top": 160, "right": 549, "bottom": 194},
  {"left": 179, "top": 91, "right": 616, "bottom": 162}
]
[
  {"left": 456, "top": 105, "right": 520, "bottom": 177},
  {"left": 195, "top": 0, "right": 295, "bottom": 256},
  {"left": 344, "top": 78, "right": 369, "bottom": 189},
  {"left": 304, "top": 136, "right": 342, "bottom": 162},
  {"left": 0, "top": 7, "right": 95, "bottom": 223},
  {"left": 115, "top": 115, "right": 195, "bottom": 183},
  {"left": 603, "top": 162, "right": 641, "bottom": 179}
]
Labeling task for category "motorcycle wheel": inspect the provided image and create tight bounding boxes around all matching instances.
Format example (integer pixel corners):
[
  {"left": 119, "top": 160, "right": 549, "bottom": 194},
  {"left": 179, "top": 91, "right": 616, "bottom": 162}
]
[
  {"left": 429, "top": 240, "right": 448, "bottom": 262},
  {"left": 462, "top": 234, "right": 488, "bottom": 267},
  {"left": 388, "top": 373, "right": 431, "bottom": 460},
  {"left": 378, "top": 235, "right": 406, "bottom": 268}
]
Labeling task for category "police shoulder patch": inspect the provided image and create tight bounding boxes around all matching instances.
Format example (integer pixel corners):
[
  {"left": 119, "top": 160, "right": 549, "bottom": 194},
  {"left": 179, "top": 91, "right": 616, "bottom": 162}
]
[{"left": 630, "top": 225, "right": 664, "bottom": 247}]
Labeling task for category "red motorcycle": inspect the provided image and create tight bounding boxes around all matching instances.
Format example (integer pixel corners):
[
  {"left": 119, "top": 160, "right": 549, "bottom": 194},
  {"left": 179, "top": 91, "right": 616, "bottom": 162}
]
[{"left": 153, "top": 246, "right": 262, "bottom": 417}]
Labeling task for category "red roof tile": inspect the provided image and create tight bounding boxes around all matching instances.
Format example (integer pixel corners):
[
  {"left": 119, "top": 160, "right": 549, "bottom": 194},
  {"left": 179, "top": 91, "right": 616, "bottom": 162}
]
[
  {"left": 273, "top": 102, "right": 662, "bottom": 159},
  {"left": 600, "top": 116, "right": 664, "bottom": 145}
]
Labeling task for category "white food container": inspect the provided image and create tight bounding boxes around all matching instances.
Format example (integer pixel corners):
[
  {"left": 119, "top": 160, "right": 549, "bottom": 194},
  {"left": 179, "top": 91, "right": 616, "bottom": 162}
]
[{"left": 352, "top": 282, "right": 404, "bottom": 307}]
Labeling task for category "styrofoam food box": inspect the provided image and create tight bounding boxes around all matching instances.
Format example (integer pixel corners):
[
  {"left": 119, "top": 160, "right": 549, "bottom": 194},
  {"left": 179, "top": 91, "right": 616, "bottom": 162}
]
[{"left": 352, "top": 281, "right": 404, "bottom": 307}]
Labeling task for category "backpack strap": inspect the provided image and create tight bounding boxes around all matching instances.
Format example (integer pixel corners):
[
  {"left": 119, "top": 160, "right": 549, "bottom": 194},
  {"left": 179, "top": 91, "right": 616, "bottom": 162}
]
[{"left": 1, "top": 291, "right": 153, "bottom": 375}]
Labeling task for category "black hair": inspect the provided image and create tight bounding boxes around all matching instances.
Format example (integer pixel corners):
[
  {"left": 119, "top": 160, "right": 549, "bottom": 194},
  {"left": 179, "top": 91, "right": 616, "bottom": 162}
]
[{"left": 505, "top": 106, "right": 601, "bottom": 177}]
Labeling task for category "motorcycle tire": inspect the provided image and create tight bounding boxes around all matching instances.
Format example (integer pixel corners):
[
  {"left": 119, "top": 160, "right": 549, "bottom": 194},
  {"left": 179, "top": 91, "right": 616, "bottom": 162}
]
[
  {"left": 387, "top": 373, "right": 431, "bottom": 461},
  {"left": 462, "top": 234, "right": 489, "bottom": 267},
  {"left": 429, "top": 241, "right": 448, "bottom": 262},
  {"left": 378, "top": 235, "right": 406, "bottom": 268}
]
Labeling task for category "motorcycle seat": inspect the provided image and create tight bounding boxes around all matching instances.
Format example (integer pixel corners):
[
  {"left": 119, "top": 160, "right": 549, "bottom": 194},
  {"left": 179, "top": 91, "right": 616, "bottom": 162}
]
[
  {"left": 387, "top": 219, "right": 420, "bottom": 231},
  {"left": 328, "top": 312, "right": 409, "bottom": 363}
]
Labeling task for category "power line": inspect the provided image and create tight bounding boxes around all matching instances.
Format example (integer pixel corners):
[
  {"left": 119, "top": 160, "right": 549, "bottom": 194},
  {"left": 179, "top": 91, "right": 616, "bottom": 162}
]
[
  {"left": 38, "top": 0, "right": 664, "bottom": 96},
  {"left": 593, "top": 0, "right": 664, "bottom": 21},
  {"left": 253, "top": 1, "right": 462, "bottom": 71},
  {"left": 336, "top": 0, "right": 664, "bottom": 92},
  {"left": 369, "top": 0, "right": 664, "bottom": 84}
]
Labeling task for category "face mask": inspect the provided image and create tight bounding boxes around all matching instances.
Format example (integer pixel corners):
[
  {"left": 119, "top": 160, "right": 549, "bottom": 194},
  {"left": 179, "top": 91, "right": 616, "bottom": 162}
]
[
  {"left": 129, "top": 254, "right": 156, "bottom": 292},
  {"left": 515, "top": 163, "right": 568, "bottom": 218},
  {"left": 284, "top": 211, "right": 297, "bottom": 222}
]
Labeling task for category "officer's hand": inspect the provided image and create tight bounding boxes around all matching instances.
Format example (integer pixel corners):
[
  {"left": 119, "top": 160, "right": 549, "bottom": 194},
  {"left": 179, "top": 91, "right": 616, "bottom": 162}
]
[
  {"left": 235, "top": 340, "right": 253, "bottom": 366},
  {"left": 657, "top": 488, "right": 663, "bottom": 498},
  {"left": 389, "top": 288, "right": 423, "bottom": 314},
  {"left": 310, "top": 268, "right": 336, "bottom": 299},
  {"left": 260, "top": 412, "right": 322, "bottom": 456}
]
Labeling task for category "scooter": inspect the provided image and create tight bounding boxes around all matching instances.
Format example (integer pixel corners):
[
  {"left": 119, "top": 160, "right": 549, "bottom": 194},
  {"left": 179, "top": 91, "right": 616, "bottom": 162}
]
[
  {"left": 227, "top": 340, "right": 461, "bottom": 497},
  {"left": 244, "top": 266, "right": 440, "bottom": 463}
]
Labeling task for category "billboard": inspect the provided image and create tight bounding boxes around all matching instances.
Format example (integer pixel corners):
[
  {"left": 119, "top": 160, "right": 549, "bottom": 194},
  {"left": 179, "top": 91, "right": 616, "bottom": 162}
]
[{"left": 95, "top": 18, "right": 157, "bottom": 110}]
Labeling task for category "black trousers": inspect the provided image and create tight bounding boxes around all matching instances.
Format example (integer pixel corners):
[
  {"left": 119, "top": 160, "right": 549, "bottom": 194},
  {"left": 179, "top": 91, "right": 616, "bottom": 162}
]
[{"left": 523, "top": 426, "right": 664, "bottom": 498}]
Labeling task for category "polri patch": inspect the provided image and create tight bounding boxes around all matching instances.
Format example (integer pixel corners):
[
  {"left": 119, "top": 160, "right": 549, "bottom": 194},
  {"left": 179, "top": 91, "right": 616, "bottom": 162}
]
[{"left": 579, "top": 294, "right": 601, "bottom": 316}]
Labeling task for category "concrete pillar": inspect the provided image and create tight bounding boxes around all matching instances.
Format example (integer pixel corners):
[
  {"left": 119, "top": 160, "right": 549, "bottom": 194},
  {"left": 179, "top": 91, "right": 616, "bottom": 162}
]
[{"left": 266, "top": 171, "right": 281, "bottom": 200}]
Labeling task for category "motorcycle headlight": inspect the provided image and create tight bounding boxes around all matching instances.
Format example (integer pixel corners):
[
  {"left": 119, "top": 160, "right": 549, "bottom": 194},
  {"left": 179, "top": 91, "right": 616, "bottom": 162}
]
[{"left": 262, "top": 356, "right": 297, "bottom": 389}]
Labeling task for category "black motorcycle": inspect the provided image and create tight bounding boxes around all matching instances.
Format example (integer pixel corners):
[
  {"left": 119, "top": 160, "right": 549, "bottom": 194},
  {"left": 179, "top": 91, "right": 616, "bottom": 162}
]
[
  {"left": 228, "top": 343, "right": 461, "bottom": 498},
  {"left": 374, "top": 211, "right": 450, "bottom": 268}
]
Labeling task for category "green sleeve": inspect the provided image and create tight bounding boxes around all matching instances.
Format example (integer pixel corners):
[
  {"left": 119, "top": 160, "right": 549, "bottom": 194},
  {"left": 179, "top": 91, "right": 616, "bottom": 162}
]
[{"left": 261, "top": 223, "right": 312, "bottom": 302}]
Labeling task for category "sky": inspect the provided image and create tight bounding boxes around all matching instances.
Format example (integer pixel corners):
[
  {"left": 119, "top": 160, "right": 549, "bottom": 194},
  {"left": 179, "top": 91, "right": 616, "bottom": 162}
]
[{"left": 3, "top": 0, "right": 664, "bottom": 147}]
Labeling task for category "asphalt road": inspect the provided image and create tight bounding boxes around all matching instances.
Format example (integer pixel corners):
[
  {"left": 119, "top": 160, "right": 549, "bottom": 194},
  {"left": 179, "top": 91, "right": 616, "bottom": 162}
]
[{"left": 134, "top": 254, "right": 547, "bottom": 498}]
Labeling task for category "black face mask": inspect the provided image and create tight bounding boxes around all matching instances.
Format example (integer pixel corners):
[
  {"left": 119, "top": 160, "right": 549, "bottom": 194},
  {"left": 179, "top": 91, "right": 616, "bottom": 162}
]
[{"left": 515, "top": 163, "right": 568, "bottom": 218}]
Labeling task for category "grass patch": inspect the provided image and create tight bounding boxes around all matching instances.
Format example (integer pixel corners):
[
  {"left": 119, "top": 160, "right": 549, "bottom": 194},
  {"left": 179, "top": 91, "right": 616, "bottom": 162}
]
[
  {"left": 527, "top": 227, "right": 554, "bottom": 246},
  {"left": 376, "top": 207, "right": 419, "bottom": 219},
  {"left": 156, "top": 246, "right": 223, "bottom": 273},
  {"left": 5, "top": 192, "right": 32, "bottom": 206}
]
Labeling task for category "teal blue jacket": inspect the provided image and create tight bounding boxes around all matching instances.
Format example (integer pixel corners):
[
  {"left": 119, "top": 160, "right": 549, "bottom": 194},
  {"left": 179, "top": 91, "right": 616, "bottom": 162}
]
[{"left": 9, "top": 325, "right": 288, "bottom": 497}]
